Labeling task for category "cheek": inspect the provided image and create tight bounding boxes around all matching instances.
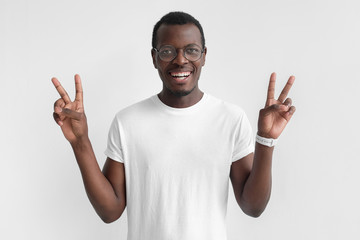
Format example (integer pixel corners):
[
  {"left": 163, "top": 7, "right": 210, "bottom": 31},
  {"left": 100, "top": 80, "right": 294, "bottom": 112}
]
[
  {"left": 158, "top": 65, "right": 167, "bottom": 75},
  {"left": 201, "top": 56, "right": 206, "bottom": 67},
  {"left": 156, "top": 64, "right": 169, "bottom": 78},
  {"left": 157, "top": 62, "right": 168, "bottom": 75},
  {"left": 194, "top": 62, "right": 203, "bottom": 73}
]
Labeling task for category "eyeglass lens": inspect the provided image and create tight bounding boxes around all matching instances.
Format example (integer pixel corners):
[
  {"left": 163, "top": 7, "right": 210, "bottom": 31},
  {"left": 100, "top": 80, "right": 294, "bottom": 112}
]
[{"left": 157, "top": 45, "right": 202, "bottom": 62}]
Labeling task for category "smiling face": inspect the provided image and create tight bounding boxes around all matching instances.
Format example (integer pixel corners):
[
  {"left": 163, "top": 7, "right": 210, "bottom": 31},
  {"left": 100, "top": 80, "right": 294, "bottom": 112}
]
[{"left": 152, "top": 23, "right": 207, "bottom": 99}]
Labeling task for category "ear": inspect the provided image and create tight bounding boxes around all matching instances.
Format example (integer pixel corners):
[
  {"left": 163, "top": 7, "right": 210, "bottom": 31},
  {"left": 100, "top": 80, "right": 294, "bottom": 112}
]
[
  {"left": 151, "top": 49, "right": 158, "bottom": 69},
  {"left": 201, "top": 47, "right": 207, "bottom": 66}
]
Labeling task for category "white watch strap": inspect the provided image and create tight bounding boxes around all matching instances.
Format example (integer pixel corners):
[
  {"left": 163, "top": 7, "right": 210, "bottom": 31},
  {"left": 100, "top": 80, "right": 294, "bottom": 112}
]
[{"left": 256, "top": 134, "right": 278, "bottom": 147}]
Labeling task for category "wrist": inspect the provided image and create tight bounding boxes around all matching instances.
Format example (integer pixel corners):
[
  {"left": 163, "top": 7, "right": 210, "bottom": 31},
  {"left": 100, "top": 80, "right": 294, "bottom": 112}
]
[
  {"left": 256, "top": 134, "right": 277, "bottom": 147},
  {"left": 70, "top": 135, "right": 91, "bottom": 150},
  {"left": 256, "top": 131, "right": 273, "bottom": 139}
]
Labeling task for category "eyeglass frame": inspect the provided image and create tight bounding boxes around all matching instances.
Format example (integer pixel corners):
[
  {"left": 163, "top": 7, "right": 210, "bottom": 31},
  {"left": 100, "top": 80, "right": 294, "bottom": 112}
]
[{"left": 153, "top": 44, "right": 205, "bottom": 62}]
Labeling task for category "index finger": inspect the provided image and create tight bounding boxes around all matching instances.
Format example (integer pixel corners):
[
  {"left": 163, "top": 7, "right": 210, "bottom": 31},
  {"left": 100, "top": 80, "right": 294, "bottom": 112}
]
[
  {"left": 52, "top": 77, "right": 71, "bottom": 104},
  {"left": 266, "top": 72, "right": 276, "bottom": 102},
  {"left": 74, "top": 74, "right": 83, "bottom": 105},
  {"left": 278, "top": 75, "right": 295, "bottom": 102}
]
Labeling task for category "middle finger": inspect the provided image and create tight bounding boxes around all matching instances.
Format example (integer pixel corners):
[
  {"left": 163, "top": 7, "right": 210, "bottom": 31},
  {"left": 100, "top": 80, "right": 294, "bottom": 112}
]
[{"left": 278, "top": 76, "right": 295, "bottom": 102}]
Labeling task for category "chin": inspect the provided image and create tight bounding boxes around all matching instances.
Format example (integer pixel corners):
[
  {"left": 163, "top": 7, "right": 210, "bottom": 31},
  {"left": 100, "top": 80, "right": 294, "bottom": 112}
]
[
  {"left": 168, "top": 85, "right": 197, "bottom": 97},
  {"left": 171, "top": 90, "right": 192, "bottom": 97}
]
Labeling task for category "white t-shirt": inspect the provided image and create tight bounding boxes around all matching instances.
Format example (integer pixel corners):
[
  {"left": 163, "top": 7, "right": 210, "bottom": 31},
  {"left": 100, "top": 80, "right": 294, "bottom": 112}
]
[{"left": 105, "top": 93, "right": 254, "bottom": 240}]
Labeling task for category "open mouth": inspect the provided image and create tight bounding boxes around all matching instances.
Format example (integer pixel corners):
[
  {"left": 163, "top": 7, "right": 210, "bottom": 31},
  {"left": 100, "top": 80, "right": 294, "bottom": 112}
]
[{"left": 169, "top": 71, "right": 192, "bottom": 81}]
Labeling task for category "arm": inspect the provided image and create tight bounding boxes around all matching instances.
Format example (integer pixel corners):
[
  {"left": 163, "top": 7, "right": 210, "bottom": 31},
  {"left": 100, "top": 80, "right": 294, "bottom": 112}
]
[
  {"left": 52, "top": 75, "right": 126, "bottom": 223},
  {"left": 230, "top": 145, "right": 273, "bottom": 217},
  {"left": 230, "top": 73, "right": 296, "bottom": 217}
]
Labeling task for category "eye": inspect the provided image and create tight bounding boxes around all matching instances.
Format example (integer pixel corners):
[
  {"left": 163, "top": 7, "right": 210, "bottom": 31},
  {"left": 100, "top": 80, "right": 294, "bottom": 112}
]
[
  {"left": 186, "top": 47, "right": 201, "bottom": 55},
  {"left": 161, "top": 49, "right": 173, "bottom": 55},
  {"left": 159, "top": 46, "right": 175, "bottom": 56}
]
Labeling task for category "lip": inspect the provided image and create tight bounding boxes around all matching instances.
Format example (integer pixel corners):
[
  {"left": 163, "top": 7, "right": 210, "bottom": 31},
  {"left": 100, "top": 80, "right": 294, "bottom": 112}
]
[
  {"left": 168, "top": 70, "right": 193, "bottom": 84},
  {"left": 169, "top": 70, "right": 193, "bottom": 84}
]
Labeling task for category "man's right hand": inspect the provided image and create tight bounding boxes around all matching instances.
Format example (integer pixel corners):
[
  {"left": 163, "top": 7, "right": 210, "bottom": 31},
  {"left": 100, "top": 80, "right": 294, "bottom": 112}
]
[{"left": 52, "top": 74, "right": 88, "bottom": 144}]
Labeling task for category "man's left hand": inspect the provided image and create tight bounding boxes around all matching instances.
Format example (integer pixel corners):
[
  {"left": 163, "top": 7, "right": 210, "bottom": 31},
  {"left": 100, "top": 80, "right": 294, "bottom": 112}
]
[{"left": 257, "top": 72, "right": 296, "bottom": 139}]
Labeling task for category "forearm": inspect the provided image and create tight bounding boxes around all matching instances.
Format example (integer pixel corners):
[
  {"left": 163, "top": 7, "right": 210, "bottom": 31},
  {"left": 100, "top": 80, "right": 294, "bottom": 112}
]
[
  {"left": 235, "top": 72, "right": 295, "bottom": 217},
  {"left": 52, "top": 76, "right": 125, "bottom": 223},
  {"left": 71, "top": 137, "right": 123, "bottom": 222},
  {"left": 240, "top": 142, "right": 273, "bottom": 217}
]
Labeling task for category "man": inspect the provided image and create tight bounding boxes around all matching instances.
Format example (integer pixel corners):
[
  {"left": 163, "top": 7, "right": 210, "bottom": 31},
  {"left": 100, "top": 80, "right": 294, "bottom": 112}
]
[{"left": 52, "top": 12, "right": 295, "bottom": 240}]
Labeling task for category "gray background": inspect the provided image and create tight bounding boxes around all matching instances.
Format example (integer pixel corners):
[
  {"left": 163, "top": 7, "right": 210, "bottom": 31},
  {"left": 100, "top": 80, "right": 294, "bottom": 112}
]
[{"left": 1, "top": 0, "right": 359, "bottom": 239}]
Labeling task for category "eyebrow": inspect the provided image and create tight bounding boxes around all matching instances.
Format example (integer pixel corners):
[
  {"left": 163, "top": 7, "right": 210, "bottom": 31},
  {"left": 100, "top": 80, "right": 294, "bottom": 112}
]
[{"left": 158, "top": 43, "right": 201, "bottom": 48}]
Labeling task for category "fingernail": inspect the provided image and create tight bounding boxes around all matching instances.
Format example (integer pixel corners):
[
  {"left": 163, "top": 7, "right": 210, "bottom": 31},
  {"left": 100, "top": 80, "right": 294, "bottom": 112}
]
[{"left": 55, "top": 106, "right": 62, "bottom": 113}]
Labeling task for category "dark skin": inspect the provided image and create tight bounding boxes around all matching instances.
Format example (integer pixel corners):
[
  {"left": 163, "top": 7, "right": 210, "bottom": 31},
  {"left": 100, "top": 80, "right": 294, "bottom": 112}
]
[
  {"left": 52, "top": 23, "right": 295, "bottom": 222},
  {"left": 151, "top": 24, "right": 206, "bottom": 108},
  {"left": 52, "top": 76, "right": 126, "bottom": 223}
]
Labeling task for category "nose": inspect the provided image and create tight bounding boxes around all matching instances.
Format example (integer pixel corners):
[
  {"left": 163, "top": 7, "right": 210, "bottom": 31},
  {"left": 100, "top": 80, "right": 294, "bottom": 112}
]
[{"left": 172, "top": 49, "right": 189, "bottom": 65}]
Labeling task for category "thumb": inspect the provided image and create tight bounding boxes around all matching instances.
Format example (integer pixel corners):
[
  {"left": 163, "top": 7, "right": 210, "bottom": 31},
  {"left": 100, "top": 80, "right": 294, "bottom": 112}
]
[
  {"left": 61, "top": 108, "right": 83, "bottom": 120},
  {"left": 260, "top": 104, "right": 288, "bottom": 117}
]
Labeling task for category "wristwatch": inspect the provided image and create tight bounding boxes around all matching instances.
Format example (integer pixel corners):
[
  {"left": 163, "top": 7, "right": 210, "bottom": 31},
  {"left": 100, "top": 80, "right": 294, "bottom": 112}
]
[{"left": 256, "top": 134, "right": 278, "bottom": 147}]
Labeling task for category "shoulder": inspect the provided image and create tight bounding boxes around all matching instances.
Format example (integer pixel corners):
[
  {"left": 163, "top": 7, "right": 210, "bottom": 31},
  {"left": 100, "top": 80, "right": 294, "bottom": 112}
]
[
  {"left": 113, "top": 96, "right": 157, "bottom": 122},
  {"left": 205, "top": 94, "right": 247, "bottom": 119}
]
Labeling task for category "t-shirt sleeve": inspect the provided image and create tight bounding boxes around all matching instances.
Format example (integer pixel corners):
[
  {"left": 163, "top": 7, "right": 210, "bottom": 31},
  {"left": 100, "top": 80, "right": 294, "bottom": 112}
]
[
  {"left": 104, "top": 115, "right": 124, "bottom": 163},
  {"left": 231, "top": 112, "right": 254, "bottom": 162}
]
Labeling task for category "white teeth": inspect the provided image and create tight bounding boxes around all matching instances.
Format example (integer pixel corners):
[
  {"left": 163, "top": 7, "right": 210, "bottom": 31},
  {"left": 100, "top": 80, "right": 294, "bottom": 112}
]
[{"left": 170, "top": 72, "right": 191, "bottom": 77}]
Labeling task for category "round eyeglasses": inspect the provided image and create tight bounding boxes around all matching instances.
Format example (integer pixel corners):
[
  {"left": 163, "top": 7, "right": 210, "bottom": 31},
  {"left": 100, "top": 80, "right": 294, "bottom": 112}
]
[{"left": 154, "top": 44, "right": 204, "bottom": 62}]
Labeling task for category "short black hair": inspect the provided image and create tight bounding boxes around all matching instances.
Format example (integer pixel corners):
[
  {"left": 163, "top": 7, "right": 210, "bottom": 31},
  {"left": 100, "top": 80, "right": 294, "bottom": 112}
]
[{"left": 152, "top": 11, "right": 205, "bottom": 49}]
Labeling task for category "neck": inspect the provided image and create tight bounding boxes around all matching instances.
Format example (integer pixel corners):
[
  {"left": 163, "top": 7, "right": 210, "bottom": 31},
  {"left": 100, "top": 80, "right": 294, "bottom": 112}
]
[{"left": 158, "top": 88, "right": 204, "bottom": 108}]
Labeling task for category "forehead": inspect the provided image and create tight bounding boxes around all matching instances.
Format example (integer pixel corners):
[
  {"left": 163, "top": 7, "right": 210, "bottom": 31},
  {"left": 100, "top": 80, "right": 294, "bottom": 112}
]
[{"left": 156, "top": 23, "right": 202, "bottom": 48}]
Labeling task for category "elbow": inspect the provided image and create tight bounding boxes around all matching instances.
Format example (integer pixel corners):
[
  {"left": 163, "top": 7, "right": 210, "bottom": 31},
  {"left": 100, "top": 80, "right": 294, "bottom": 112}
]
[
  {"left": 100, "top": 215, "right": 119, "bottom": 224},
  {"left": 99, "top": 210, "right": 123, "bottom": 224},
  {"left": 239, "top": 199, "right": 268, "bottom": 218},
  {"left": 244, "top": 208, "right": 265, "bottom": 218},
  {"left": 238, "top": 194, "right": 270, "bottom": 218},
  {"left": 97, "top": 205, "right": 126, "bottom": 224}
]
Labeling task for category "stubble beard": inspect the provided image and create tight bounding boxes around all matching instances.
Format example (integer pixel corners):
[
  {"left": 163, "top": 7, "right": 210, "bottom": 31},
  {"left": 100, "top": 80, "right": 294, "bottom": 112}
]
[{"left": 166, "top": 84, "right": 197, "bottom": 97}]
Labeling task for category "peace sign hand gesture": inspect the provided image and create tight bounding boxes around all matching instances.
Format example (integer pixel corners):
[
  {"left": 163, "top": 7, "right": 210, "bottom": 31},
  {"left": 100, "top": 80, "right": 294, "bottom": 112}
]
[
  {"left": 257, "top": 73, "right": 296, "bottom": 140},
  {"left": 52, "top": 74, "right": 88, "bottom": 144}
]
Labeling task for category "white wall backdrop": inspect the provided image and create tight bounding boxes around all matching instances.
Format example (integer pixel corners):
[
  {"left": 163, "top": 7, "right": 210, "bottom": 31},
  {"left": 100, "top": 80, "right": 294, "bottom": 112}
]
[{"left": 1, "top": 0, "right": 359, "bottom": 239}]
